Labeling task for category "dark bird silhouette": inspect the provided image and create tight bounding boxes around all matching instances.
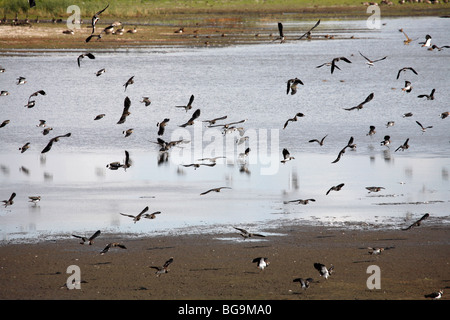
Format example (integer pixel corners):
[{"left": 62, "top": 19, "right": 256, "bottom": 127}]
[
  {"left": 200, "top": 187, "right": 231, "bottom": 195},
  {"left": 182, "top": 163, "right": 216, "bottom": 169},
  {"left": 179, "top": 109, "right": 201, "bottom": 127},
  {"left": 298, "top": 19, "right": 320, "bottom": 40},
  {"left": 441, "top": 112, "right": 449, "bottom": 119},
  {"left": 402, "top": 213, "right": 429, "bottom": 231},
  {"left": 286, "top": 78, "right": 304, "bottom": 95},
  {"left": 29, "top": 0, "right": 36, "bottom": 8},
  {"left": 120, "top": 206, "right": 150, "bottom": 223},
  {"left": 293, "top": 277, "right": 314, "bottom": 289},
  {"left": 424, "top": 290, "right": 443, "bottom": 300},
  {"left": 90, "top": 3, "right": 109, "bottom": 34},
  {"left": 94, "top": 114, "right": 105, "bottom": 120},
  {"left": 253, "top": 257, "right": 270, "bottom": 271},
  {"left": 202, "top": 115, "right": 227, "bottom": 126},
  {"left": 366, "top": 186, "right": 385, "bottom": 193},
  {"left": 140, "top": 97, "right": 151, "bottom": 106},
  {"left": 16, "top": 76, "right": 26, "bottom": 85},
  {"left": 106, "top": 150, "right": 131, "bottom": 170},
  {"left": 41, "top": 133, "right": 71, "bottom": 154},
  {"left": 416, "top": 121, "right": 433, "bottom": 132},
  {"left": 366, "top": 125, "right": 376, "bottom": 136},
  {"left": 326, "top": 183, "right": 345, "bottom": 195},
  {"left": 402, "top": 81, "right": 412, "bottom": 93},
  {"left": 281, "top": 148, "right": 295, "bottom": 163},
  {"left": 100, "top": 242, "right": 127, "bottom": 254},
  {"left": 123, "top": 76, "right": 134, "bottom": 92},
  {"left": 85, "top": 33, "right": 102, "bottom": 43},
  {"left": 419, "top": 34, "right": 432, "bottom": 47},
  {"left": 331, "top": 136, "right": 354, "bottom": 163},
  {"left": 77, "top": 53, "right": 95, "bottom": 68},
  {"left": 233, "top": 227, "right": 265, "bottom": 239},
  {"left": 28, "top": 195, "right": 41, "bottom": 205},
  {"left": 380, "top": 135, "right": 390, "bottom": 147},
  {"left": 2, "top": 192, "right": 16, "bottom": 207},
  {"left": 19, "top": 142, "right": 31, "bottom": 153},
  {"left": 157, "top": 118, "right": 170, "bottom": 136},
  {"left": 95, "top": 68, "right": 106, "bottom": 76},
  {"left": 396, "top": 67, "right": 418, "bottom": 79},
  {"left": 428, "top": 44, "right": 450, "bottom": 51},
  {"left": 0, "top": 120, "right": 10, "bottom": 128},
  {"left": 343, "top": 93, "right": 374, "bottom": 111},
  {"left": 359, "top": 51, "right": 387, "bottom": 66},
  {"left": 150, "top": 257, "right": 173, "bottom": 276},
  {"left": 72, "top": 230, "right": 101, "bottom": 245},
  {"left": 417, "top": 89, "right": 435, "bottom": 100},
  {"left": 274, "top": 22, "right": 285, "bottom": 43},
  {"left": 117, "top": 96, "right": 131, "bottom": 124},
  {"left": 123, "top": 128, "right": 133, "bottom": 137},
  {"left": 28, "top": 90, "right": 46, "bottom": 103},
  {"left": 283, "top": 113, "right": 304, "bottom": 129},
  {"left": 330, "top": 57, "right": 352, "bottom": 74},
  {"left": 395, "top": 138, "right": 410, "bottom": 152},
  {"left": 314, "top": 263, "right": 334, "bottom": 279},
  {"left": 175, "top": 94, "right": 194, "bottom": 112}
]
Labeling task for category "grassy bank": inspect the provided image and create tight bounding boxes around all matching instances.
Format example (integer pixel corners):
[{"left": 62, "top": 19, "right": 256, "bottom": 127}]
[{"left": 1, "top": 0, "right": 449, "bottom": 20}]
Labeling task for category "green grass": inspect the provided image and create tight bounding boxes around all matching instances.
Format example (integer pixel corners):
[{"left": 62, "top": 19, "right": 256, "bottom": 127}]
[{"left": 1, "top": 0, "right": 448, "bottom": 19}]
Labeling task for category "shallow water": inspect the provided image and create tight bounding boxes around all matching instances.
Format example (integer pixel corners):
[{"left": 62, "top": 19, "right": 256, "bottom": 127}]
[{"left": 0, "top": 17, "right": 449, "bottom": 242}]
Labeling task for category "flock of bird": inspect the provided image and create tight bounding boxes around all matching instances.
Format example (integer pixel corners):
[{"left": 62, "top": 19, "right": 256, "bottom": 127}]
[{"left": 1, "top": 3, "right": 448, "bottom": 299}]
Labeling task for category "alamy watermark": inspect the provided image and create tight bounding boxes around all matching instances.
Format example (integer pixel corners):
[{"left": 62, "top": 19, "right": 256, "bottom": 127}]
[
  {"left": 366, "top": 265, "right": 381, "bottom": 289},
  {"left": 366, "top": 5, "right": 381, "bottom": 29}
]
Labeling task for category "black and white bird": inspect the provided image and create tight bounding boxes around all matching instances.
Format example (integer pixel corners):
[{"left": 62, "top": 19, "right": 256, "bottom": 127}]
[
  {"left": 314, "top": 263, "right": 334, "bottom": 279},
  {"left": 252, "top": 257, "right": 270, "bottom": 271},
  {"left": 123, "top": 76, "right": 134, "bottom": 92},
  {"left": 366, "top": 186, "right": 385, "bottom": 193},
  {"left": 72, "top": 230, "right": 101, "bottom": 245},
  {"left": 233, "top": 227, "right": 265, "bottom": 239},
  {"left": 28, "top": 196, "right": 41, "bottom": 205},
  {"left": 359, "top": 51, "right": 387, "bottom": 66},
  {"left": 417, "top": 89, "right": 435, "bottom": 100},
  {"left": 286, "top": 78, "right": 304, "bottom": 95},
  {"left": 326, "top": 183, "right": 345, "bottom": 195},
  {"left": 298, "top": 19, "right": 320, "bottom": 40},
  {"left": 16, "top": 76, "right": 26, "bottom": 85},
  {"left": 200, "top": 187, "right": 231, "bottom": 196},
  {"left": 274, "top": 22, "right": 285, "bottom": 43},
  {"left": 424, "top": 290, "right": 443, "bottom": 300},
  {"left": 402, "top": 81, "right": 412, "bottom": 93},
  {"left": 202, "top": 115, "right": 228, "bottom": 126},
  {"left": 77, "top": 53, "right": 95, "bottom": 68},
  {"left": 157, "top": 118, "right": 170, "bottom": 136},
  {"left": 380, "top": 135, "right": 391, "bottom": 147},
  {"left": 179, "top": 109, "right": 201, "bottom": 127},
  {"left": 331, "top": 136, "right": 354, "bottom": 164},
  {"left": 283, "top": 113, "right": 305, "bottom": 129},
  {"left": 293, "top": 277, "right": 314, "bottom": 290},
  {"left": 308, "top": 134, "right": 328, "bottom": 146},
  {"left": 100, "top": 242, "right": 127, "bottom": 255},
  {"left": 95, "top": 68, "right": 106, "bottom": 76},
  {"left": 419, "top": 34, "right": 432, "bottom": 47},
  {"left": 281, "top": 148, "right": 295, "bottom": 163},
  {"left": 19, "top": 142, "right": 30, "bottom": 153},
  {"left": 366, "top": 125, "right": 376, "bottom": 136},
  {"left": 2, "top": 192, "right": 16, "bottom": 207},
  {"left": 396, "top": 67, "right": 418, "bottom": 80},
  {"left": 395, "top": 138, "right": 410, "bottom": 152},
  {"left": 284, "top": 198, "right": 315, "bottom": 205},
  {"left": 90, "top": 3, "right": 109, "bottom": 34},
  {"left": 416, "top": 121, "right": 433, "bottom": 132},
  {"left": 343, "top": 92, "right": 374, "bottom": 111},
  {"left": 330, "top": 57, "right": 352, "bottom": 74},
  {"left": 402, "top": 213, "right": 429, "bottom": 231},
  {"left": 120, "top": 206, "right": 150, "bottom": 223},
  {"left": 117, "top": 96, "right": 131, "bottom": 124},
  {"left": 41, "top": 133, "right": 72, "bottom": 154},
  {"left": 106, "top": 150, "right": 131, "bottom": 170},
  {"left": 428, "top": 44, "right": 450, "bottom": 51},
  {"left": 150, "top": 257, "right": 173, "bottom": 276},
  {"left": 123, "top": 128, "right": 133, "bottom": 137},
  {"left": 182, "top": 163, "right": 216, "bottom": 169},
  {"left": 140, "top": 97, "right": 151, "bottom": 106},
  {"left": 175, "top": 94, "right": 194, "bottom": 112}
]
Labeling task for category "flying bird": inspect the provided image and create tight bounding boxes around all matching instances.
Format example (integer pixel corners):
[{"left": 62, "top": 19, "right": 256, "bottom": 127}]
[
  {"left": 286, "top": 78, "right": 304, "bottom": 95},
  {"left": 95, "top": 68, "right": 106, "bottom": 76},
  {"left": 157, "top": 118, "right": 170, "bottom": 136},
  {"left": 233, "top": 227, "right": 265, "bottom": 239},
  {"left": 0, "top": 120, "right": 10, "bottom": 128},
  {"left": 398, "top": 28, "right": 415, "bottom": 45},
  {"left": 424, "top": 290, "right": 443, "bottom": 300},
  {"left": 343, "top": 92, "right": 374, "bottom": 111},
  {"left": 402, "top": 213, "right": 429, "bottom": 231},
  {"left": 100, "top": 242, "right": 127, "bottom": 255},
  {"left": 396, "top": 67, "right": 418, "bottom": 79},
  {"left": 395, "top": 138, "right": 410, "bottom": 152},
  {"left": 298, "top": 19, "right": 320, "bottom": 40},
  {"left": 330, "top": 57, "right": 352, "bottom": 74},
  {"left": 140, "top": 97, "right": 151, "bottom": 106},
  {"left": 179, "top": 109, "right": 201, "bottom": 127},
  {"left": 28, "top": 90, "right": 46, "bottom": 103},
  {"left": 366, "top": 186, "right": 385, "bottom": 193},
  {"left": 16, "top": 76, "right": 26, "bottom": 85},
  {"left": 326, "top": 183, "right": 345, "bottom": 195},
  {"left": 182, "top": 163, "right": 216, "bottom": 169},
  {"left": 419, "top": 34, "right": 432, "bottom": 47},
  {"left": 2, "top": 192, "right": 16, "bottom": 207},
  {"left": 283, "top": 113, "right": 304, "bottom": 129},
  {"left": 123, "top": 76, "right": 134, "bottom": 92},
  {"left": 274, "top": 22, "right": 285, "bottom": 43},
  {"left": 428, "top": 44, "right": 450, "bottom": 51},
  {"left": 366, "top": 125, "right": 376, "bottom": 136},
  {"left": 308, "top": 134, "right": 328, "bottom": 146},
  {"left": 123, "top": 128, "right": 133, "bottom": 137},
  {"left": 175, "top": 94, "right": 194, "bottom": 112},
  {"left": 401, "top": 81, "right": 412, "bottom": 93},
  {"left": 417, "top": 89, "right": 435, "bottom": 100},
  {"left": 293, "top": 277, "right": 314, "bottom": 290},
  {"left": 200, "top": 187, "right": 231, "bottom": 195},
  {"left": 202, "top": 115, "right": 228, "bottom": 126},
  {"left": 150, "top": 257, "right": 173, "bottom": 276},
  {"left": 331, "top": 136, "right": 354, "bottom": 163},
  {"left": 359, "top": 51, "right": 387, "bottom": 66},
  {"left": 367, "top": 246, "right": 394, "bottom": 255},
  {"left": 19, "top": 142, "right": 30, "bottom": 153},
  {"left": 94, "top": 114, "right": 105, "bottom": 120},
  {"left": 441, "top": 112, "right": 449, "bottom": 119},
  {"left": 280, "top": 148, "right": 295, "bottom": 163},
  {"left": 380, "top": 135, "right": 390, "bottom": 147},
  {"left": 117, "top": 96, "right": 131, "bottom": 124},
  {"left": 90, "top": 3, "right": 109, "bottom": 34},
  {"left": 314, "top": 263, "right": 334, "bottom": 279},
  {"left": 72, "top": 230, "right": 101, "bottom": 245},
  {"left": 416, "top": 121, "right": 433, "bottom": 132},
  {"left": 120, "top": 206, "right": 149, "bottom": 223},
  {"left": 252, "top": 257, "right": 270, "bottom": 271},
  {"left": 77, "top": 53, "right": 95, "bottom": 68},
  {"left": 106, "top": 150, "right": 131, "bottom": 170},
  {"left": 41, "top": 133, "right": 72, "bottom": 154},
  {"left": 28, "top": 196, "right": 41, "bottom": 205},
  {"left": 284, "top": 198, "right": 315, "bottom": 205}
]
